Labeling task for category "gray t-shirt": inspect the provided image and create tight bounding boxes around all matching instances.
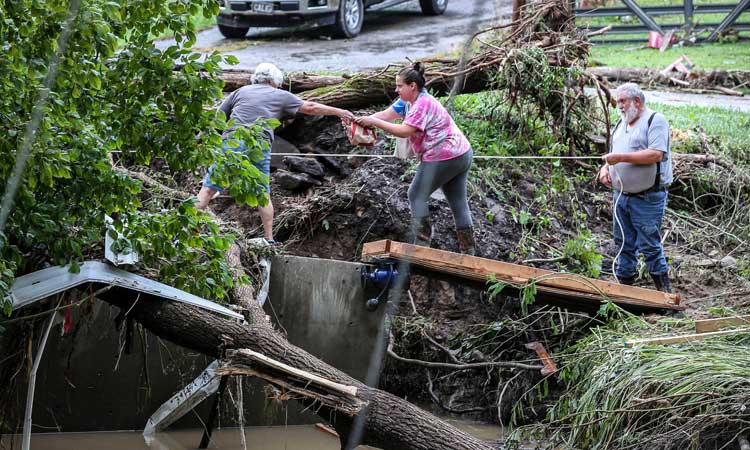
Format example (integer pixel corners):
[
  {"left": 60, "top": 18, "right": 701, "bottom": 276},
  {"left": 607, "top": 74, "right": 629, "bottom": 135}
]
[
  {"left": 218, "top": 84, "right": 304, "bottom": 142},
  {"left": 609, "top": 108, "right": 672, "bottom": 193}
]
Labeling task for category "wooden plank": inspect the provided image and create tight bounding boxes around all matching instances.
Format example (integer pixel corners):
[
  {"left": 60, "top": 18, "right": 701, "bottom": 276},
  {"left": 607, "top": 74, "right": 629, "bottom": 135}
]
[
  {"left": 227, "top": 349, "right": 359, "bottom": 398},
  {"left": 531, "top": 283, "right": 682, "bottom": 310},
  {"left": 695, "top": 315, "right": 750, "bottom": 333},
  {"left": 409, "top": 263, "right": 682, "bottom": 311},
  {"left": 362, "top": 240, "right": 681, "bottom": 308},
  {"left": 361, "top": 239, "right": 390, "bottom": 256},
  {"left": 625, "top": 328, "right": 750, "bottom": 347}
]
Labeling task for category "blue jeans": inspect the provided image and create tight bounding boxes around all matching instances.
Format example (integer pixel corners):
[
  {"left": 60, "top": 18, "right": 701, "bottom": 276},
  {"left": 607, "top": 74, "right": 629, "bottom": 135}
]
[
  {"left": 203, "top": 139, "right": 271, "bottom": 193},
  {"left": 612, "top": 189, "right": 669, "bottom": 277}
]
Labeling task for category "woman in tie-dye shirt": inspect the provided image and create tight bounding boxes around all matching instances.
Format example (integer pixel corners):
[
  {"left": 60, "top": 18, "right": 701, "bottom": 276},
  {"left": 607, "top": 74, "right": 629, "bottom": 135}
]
[{"left": 355, "top": 62, "right": 475, "bottom": 255}]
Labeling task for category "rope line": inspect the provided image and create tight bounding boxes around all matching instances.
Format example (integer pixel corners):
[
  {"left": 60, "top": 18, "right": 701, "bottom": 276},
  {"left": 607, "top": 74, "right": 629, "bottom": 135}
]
[
  {"left": 110, "top": 150, "right": 603, "bottom": 160},
  {"left": 275, "top": 153, "right": 604, "bottom": 160}
]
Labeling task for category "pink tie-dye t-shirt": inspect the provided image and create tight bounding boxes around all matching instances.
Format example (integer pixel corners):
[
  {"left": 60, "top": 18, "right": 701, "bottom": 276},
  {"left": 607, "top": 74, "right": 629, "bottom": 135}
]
[{"left": 398, "top": 93, "right": 471, "bottom": 162}]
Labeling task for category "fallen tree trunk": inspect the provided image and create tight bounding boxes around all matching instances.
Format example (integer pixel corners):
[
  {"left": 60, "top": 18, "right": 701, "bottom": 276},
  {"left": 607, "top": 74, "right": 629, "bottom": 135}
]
[
  {"left": 299, "top": 66, "right": 491, "bottom": 110},
  {"left": 224, "top": 60, "right": 490, "bottom": 110},
  {"left": 214, "top": 64, "right": 747, "bottom": 113},
  {"left": 220, "top": 70, "right": 346, "bottom": 93},
  {"left": 101, "top": 245, "right": 497, "bottom": 450},
  {"left": 588, "top": 67, "right": 750, "bottom": 91}
]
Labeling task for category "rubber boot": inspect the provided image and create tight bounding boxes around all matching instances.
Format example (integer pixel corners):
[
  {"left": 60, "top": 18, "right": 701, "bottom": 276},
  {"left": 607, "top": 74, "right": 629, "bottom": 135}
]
[
  {"left": 617, "top": 274, "right": 636, "bottom": 286},
  {"left": 456, "top": 227, "right": 476, "bottom": 256},
  {"left": 411, "top": 217, "right": 432, "bottom": 247},
  {"left": 650, "top": 272, "right": 672, "bottom": 293}
]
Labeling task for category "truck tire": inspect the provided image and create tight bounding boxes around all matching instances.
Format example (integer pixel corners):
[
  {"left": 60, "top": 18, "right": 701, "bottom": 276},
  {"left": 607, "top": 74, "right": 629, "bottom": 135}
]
[
  {"left": 332, "top": 0, "right": 364, "bottom": 38},
  {"left": 419, "top": 0, "right": 448, "bottom": 15},
  {"left": 218, "top": 23, "right": 250, "bottom": 38}
]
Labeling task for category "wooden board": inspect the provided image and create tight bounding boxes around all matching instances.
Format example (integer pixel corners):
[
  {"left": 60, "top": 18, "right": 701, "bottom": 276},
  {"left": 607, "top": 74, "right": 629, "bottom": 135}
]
[
  {"left": 695, "top": 315, "right": 750, "bottom": 333},
  {"left": 625, "top": 328, "right": 750, "bottom": 348},
  {"left": 229, "top": 349, "right": 358, "bottom": 397},
  {"left": 362, "top": 240, "right": 682, "bottom": 311}
]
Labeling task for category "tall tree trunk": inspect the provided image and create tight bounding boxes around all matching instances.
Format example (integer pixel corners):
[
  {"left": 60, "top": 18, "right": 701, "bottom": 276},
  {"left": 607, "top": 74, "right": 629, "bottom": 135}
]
[{"left": 101, "top": 247, "right": 497, "bottom": 450}]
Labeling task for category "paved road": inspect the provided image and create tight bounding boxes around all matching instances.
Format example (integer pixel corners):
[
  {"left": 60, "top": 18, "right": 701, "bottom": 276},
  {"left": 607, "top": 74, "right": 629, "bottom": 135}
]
[
  {"left": 157, "top": 0, "right": 510, "bottom": 72},
  {"left": 642, "top": 89, "right": 750, "bottom": 112}
]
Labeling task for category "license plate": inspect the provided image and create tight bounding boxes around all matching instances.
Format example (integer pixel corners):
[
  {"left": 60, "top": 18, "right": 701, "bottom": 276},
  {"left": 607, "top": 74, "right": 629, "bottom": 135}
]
[{"left": 251, "top": 2, "right": 273, "bottom": 13}]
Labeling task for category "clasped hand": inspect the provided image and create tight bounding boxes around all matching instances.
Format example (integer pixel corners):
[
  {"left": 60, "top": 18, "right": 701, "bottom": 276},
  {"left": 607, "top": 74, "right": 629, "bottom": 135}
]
[{"left": 354, "top": 116, "right": 376, "bottom": 128}]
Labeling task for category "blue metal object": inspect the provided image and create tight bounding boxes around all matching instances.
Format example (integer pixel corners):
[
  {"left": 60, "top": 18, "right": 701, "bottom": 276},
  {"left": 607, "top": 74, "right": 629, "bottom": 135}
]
[
  {"left": 364, "top": 267, "right": 399, "bottom": 289},
  {"left": 360, "top": 263, "right": 401, "bottom": 312}
]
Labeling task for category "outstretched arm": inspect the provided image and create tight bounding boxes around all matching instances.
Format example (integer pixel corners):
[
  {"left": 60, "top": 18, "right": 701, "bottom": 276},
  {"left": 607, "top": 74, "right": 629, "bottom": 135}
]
[
  {"left": 355, "top": 115, "right": 418, "bottom": 138},
  {"left": 298, "top": 101, "right": 355, "bottom": 121},
  {"left": 371, "top": 107, "right": 401, "bottom": 122}
]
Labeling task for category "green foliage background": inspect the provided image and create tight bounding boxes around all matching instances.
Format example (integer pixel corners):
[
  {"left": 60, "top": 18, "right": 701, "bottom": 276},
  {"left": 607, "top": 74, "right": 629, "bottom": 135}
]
[{"left": 0, "top": 0, "right": 267, "bottom": 314}]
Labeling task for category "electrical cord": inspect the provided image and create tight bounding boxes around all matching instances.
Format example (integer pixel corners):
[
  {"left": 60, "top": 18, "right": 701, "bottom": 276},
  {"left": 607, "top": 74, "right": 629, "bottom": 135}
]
[{"left": 608, "top": 163, "right": 626, "bottom": 285}]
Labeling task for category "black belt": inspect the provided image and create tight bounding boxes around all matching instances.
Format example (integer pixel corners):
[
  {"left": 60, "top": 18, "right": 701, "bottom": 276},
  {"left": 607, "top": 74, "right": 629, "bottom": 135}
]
[{"left": 621, "top": 184, "right": 669, "bottom": 197}]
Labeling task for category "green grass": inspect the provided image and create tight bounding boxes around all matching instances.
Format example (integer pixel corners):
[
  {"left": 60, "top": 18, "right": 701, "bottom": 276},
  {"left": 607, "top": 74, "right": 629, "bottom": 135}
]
[
  {"left": 449, "top": 92, "right": 750, "bottom": 150},
  {"left": 651, "top": 102, "right": 750, "bottom": 148},
  {"left": 589, "top": 41, "right": 750, "bottom": 70}
]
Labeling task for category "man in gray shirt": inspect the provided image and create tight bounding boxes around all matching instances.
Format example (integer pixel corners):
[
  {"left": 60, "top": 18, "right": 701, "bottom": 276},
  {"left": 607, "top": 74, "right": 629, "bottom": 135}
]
[
  {"left": 598, "top": 83, "right": 673, "bottom": 292},
  {"left": 196, "top": 63, "right": 354, "bottom": 243}
]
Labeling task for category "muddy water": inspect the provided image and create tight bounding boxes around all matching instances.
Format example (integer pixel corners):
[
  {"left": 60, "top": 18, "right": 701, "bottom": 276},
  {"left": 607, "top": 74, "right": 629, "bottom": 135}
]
[{"left": 7, "top": 421, "right": 503, "bottom": 450}]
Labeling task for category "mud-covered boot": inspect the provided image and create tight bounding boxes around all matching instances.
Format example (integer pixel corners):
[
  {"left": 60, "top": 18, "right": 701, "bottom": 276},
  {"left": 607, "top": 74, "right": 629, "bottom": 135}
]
[
  {"left": 650, "top": 272, "right": 672, "bottom": 293},
  {"left": 456, "top": 227, "right": 476, "bottom": 256},
  {"left": 617, "top": 274, "right": 636, "bottom": 285},
  {"left": 411, "top": 217, "right": 432, "bottom": 247}
]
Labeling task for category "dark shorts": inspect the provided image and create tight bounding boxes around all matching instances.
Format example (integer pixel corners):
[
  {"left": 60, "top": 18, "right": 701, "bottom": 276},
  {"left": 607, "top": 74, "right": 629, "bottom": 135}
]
[{"left": 203, "top": 139, "right": 271, "bottom": 193}]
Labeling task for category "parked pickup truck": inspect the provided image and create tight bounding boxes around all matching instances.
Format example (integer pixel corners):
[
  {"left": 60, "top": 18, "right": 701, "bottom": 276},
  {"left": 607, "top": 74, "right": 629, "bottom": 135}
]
[{"left": 217, "top": 0, "right": 448, "bottom": 39}]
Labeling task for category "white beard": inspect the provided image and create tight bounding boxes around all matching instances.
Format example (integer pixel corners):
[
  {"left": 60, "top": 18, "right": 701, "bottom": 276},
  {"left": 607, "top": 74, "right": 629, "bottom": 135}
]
[{"left": 619, "top": 103, "right": 639, "bottom": 124}]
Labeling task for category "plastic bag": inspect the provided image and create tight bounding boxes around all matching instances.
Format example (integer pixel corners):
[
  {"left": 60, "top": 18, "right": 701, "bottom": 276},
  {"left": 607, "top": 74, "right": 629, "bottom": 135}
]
[
  {"left": 345, "top": 122, "right": 377, "bottom": 146},
  {"left": 394, "top": 137, "right": 416, "bottom": 160}
]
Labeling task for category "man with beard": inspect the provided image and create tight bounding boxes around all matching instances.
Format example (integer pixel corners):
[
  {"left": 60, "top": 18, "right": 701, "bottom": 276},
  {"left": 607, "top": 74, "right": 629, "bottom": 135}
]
[{"left": 598, "top": 83, "right": 673, "bottom": 292}]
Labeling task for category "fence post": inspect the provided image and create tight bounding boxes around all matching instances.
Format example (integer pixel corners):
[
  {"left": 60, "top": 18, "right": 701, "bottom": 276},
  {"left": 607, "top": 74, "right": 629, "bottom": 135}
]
[{"left": 684, "top": 0, "right": 694, "bottom": 28}]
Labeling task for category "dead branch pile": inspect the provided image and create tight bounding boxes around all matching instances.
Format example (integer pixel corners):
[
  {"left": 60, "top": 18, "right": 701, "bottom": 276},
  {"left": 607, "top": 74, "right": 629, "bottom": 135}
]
[
  {"left": 667, "top": 151, "right": 750, "bottom": 255},
  {"left": 588, "top": 67, "right": 750, "bottom": 96},
  {"left": 459, "top": 0, "right": 603, "bottom": 153}
]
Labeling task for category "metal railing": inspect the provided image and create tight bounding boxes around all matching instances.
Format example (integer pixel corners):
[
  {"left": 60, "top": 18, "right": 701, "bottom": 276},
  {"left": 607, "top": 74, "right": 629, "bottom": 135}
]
[{"left": 570, "top": 0, "right": 750, "bottom": 42}]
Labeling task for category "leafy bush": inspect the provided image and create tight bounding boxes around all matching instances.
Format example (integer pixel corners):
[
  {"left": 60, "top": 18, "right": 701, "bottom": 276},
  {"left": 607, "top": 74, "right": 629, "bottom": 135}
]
[
  {"left": 0, "top": 0, "right": 266, "bottom": 313},
  {"left": 563, "top": 229, "right": 603, "bottom": 278}
]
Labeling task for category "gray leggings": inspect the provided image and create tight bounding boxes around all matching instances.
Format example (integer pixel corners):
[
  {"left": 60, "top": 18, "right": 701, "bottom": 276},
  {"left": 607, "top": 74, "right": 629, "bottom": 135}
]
[{"left": 408, "top": 149, "right": 473, "bottom": 229}]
